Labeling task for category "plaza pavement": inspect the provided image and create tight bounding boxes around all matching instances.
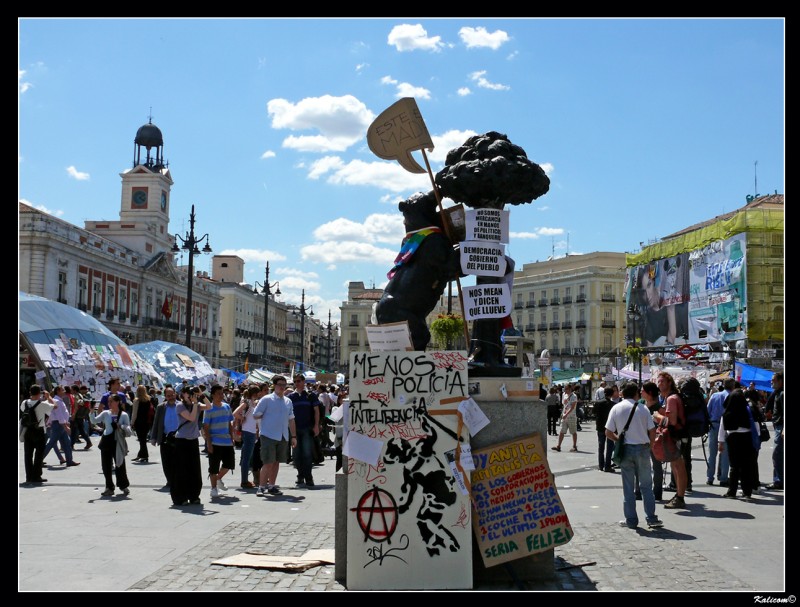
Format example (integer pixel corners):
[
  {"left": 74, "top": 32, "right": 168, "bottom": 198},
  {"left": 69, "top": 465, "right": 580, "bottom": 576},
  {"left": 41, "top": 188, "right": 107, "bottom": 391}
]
[{"left": 18, "top": 428, "right": 786, "bottom": 593}]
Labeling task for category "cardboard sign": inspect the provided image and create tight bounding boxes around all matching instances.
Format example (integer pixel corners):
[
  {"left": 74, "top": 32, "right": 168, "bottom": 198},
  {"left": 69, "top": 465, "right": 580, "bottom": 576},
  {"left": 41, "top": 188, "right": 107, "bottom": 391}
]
[
  {"left": 366, "top": 97, "right": 433, "bottom": 174},
  {"left": 315, "top": 373, "right": 337, "bottom": 385},
  {"left": 463, "top": 284, "right": 512, "bottom": 320},
  {"left": 346, "top": 350, "right": 472, "bottom": 590},
  {"left": 365, "top": 322, "right": 413, "bottom": 352},
  {"left": 465, "top": 208, "right": 510, "bottom": 243},
  {"left": 460, "top": 241, "right": 507, "bottom": 277},
  {"left": 471, "top": 434, "right": 573, "bottom": 567}
]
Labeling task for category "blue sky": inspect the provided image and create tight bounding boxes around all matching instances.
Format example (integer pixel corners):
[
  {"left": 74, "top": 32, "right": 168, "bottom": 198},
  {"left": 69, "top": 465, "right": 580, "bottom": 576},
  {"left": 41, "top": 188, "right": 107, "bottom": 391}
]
[{"left": 18, "top": 18, "right": 785, "bottom": 325}]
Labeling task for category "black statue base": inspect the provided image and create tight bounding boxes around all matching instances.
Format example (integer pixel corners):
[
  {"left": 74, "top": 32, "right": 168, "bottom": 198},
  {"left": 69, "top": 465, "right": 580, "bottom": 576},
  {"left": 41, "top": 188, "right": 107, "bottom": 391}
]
[{"left": 468, "top": 362, "right": 522, "bottom": 378}]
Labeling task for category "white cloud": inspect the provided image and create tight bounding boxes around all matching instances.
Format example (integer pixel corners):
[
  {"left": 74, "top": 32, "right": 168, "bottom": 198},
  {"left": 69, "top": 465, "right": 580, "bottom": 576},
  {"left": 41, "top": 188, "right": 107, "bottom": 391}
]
[
  {"left": 19, "top": 70, "right": 32, "bottom": 94},
  {"left": 395, "top": 82, "right": 431, "bottom": 99},
  {"left": 506, "top": 50, "right": 519, "bottom": 60},
  {"left": 457, "top": 87, "right": 471, "bottom": 96},
  {"left": 273, "top": 275, "right": 321, "bottom": 292},
  {"left": 469, "top": 70, "right": 510, "bottom": 91},
  {"left": 307, "top": 156, "right": 430, "bottom": 193},
  {"left": 301, "top": 240, "right": 397, "bottom": 266},
  {"left": 356, "top": 63, "right": 368, "bottom": 73},
  {"left": 275, "top": 267, "right": 319, "bottom": 279},
  {"left": 260, "top": 150, "right": 276, "bottom": 159},
  {"left": 537, "top": 205, "right": 550, "bottom": 211},
  {"left": 66, "top": 166, "right": 90, "bottom": 180},
  {"left": 313, "top": 213, "right": 404, "bottom": 244},
  {"left": 267, "top": 95, "right": 374, "bottom": 153},
  {"left": 21, "top": 199, "right": 64, "bottom": 217},
  {"left": 218, "top": 248, "right": 287, "bottom": 263},
  {"left": 387, "top": 24, "right": 444, "bottom": 52},
  {"left": 428, "top": 129, "right": 477, "bottom": 163},
  {"left": 459, "top": 26, "right": 510, "bottom": 50},
  {"left": 510, "top": 227, "right": 565, "bottom": 239},
  {"left": 539, "top": 162, "right": 554, "bottom": 175},
  {"left": 381, "top": 75, "right": 397, "bottom": 85}
]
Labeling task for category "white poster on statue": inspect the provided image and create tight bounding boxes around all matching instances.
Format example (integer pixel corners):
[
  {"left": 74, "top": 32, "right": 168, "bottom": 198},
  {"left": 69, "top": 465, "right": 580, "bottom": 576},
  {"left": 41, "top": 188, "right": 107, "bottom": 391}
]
[
  {"left": 460, "top": 241, "right": 507, "bottom": 277},
  {"left": 464, "top": 208, "right": 510, "bottom": 243},
  {"left": 462, "top": 283, "right": 512, "bottom": 321},
  {"left": 346, "top": 350, "right": 472, "bottom": 590}
]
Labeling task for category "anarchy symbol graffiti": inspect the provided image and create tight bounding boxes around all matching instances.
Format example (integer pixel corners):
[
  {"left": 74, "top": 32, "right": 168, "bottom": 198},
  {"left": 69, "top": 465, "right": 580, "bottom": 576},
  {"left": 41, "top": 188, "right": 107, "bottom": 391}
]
[{"left": 351, "top": 486, "right": 399, "bottom": 543}]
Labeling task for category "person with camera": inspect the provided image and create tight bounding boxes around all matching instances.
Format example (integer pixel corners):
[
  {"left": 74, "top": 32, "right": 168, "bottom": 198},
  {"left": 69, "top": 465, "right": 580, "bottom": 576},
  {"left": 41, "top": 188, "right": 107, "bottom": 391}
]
[
  {"left": 150, "top": 387, "right": 180, "bottom": 490},
  {"left": 170, "top": 386, "right": 211, "bottom": 506}
]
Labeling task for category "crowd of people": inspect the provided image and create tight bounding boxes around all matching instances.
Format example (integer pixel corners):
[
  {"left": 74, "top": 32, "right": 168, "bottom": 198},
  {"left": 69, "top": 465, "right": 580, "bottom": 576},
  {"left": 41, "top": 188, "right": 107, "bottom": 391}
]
[
  {"left": 19, "top": 374, "right": 349, "bottom": 505},
  {"left": 544, "top": 372, "right": 784, "bottom": 528}
]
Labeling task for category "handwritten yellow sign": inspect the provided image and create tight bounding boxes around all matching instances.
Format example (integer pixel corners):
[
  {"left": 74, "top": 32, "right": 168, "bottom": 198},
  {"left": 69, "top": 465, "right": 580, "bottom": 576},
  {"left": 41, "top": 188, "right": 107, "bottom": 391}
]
[{"left": 367, "top": 97, "right": 433, "bottom": 174}]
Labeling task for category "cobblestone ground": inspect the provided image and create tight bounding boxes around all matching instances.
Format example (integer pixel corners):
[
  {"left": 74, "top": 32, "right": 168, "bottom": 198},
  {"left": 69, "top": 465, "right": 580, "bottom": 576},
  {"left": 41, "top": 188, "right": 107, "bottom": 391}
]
[{"left": 130, "top": 521, "right": 755, "bottom": 592}]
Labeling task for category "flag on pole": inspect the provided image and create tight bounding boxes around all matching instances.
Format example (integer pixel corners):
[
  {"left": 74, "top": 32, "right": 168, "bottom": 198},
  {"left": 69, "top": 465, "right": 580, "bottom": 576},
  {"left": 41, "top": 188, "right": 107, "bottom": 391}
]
[{"left": 161, "top": 294, "right": 173, "bottom": 319}]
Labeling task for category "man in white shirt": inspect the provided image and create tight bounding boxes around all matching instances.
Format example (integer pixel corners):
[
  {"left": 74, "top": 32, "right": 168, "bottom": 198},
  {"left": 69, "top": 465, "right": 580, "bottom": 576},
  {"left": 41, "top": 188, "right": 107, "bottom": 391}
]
[
  {"left": 20, "top": 385, "right": 55, "bottom": 484},
  {"left": 252, "top": 376, "right": 297, "bottom": 496},
  {"left": 605, "top": 382, "right": 662, "bottom": 529},
  {"left": 594, "top": 381, "right": 607, "bottom": 401}
]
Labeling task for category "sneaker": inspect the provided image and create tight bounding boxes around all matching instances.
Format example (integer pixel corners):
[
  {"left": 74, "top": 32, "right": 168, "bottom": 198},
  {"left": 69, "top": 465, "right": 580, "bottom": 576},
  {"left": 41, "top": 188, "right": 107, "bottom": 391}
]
[
  {"left": 241, "top": 481, "right": 255, "bottom": 489},
  {"left": 217, "top": 478, "right": 227, "bottom": 492},
  {"left": 723, "top": 492, "right": 737, "bottom": 498},
  {"left": 664, "top": 496, "right": 686, "bottom": 509},
  {"left": 256, "top": 486, "right": 266, "bottom": 497},
  {"left": 210, "top": 487, "right": 219, "bottom": 498},
  {"left": 706, "top": 479, "right": 714, "bottom": 485},
  {"left": 618, "top": 520, "right": 637, "bottom": 528},
  {"left": 101, "top": 489, "right": 114, "bottom": 497},
  {"left": 66, "top": 461, "right": 80, "bottom": 467},
  {"left": 122, "top": 488, "right": 130, "bottom": 496},
  {"left": 765, "top": 483, "right": 783, "bottom": 491},
  {"left": 189, "top": 498, "right": 202, "bottom": 505},
  {"left": 647, "top": 518, "right": 664, "bottom": 529},
  {"left": 268, "top": 486, "right": 283, "bottom": 495},
  {"left": 550, "top": 446, "right": 561, "bottom": 452}
]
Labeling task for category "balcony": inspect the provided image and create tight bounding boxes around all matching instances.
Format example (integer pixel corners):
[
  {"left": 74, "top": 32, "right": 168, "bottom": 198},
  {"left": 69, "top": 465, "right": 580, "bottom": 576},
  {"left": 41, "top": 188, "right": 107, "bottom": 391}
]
[
  {"left": 130, "top": 314, "right": 138, "bottom": 323},
  {"left": 514, "top": 302, "right": 524, "bottom": 310},
  {"left": 562, "top": 296, "right": 573, "bottom": 305},
  {"left": 348, "top": 340, "right": 360, "bottom": 347},
  {"left": 601, "top": 320, "right": 616, "bottom": 328},
  {"left": 537, "top": 299, "right": 548, "bottom": 307},
  {"left": 526, "top": 301, "right": 536, "bottom": 308},
  {"left": 92, "top": 306, "right": 102, "bottom": 317},
  {"left": 550, "top": 298, "right": 560, "bottom": 306},
  {"left": 549, "top": 322, "right": 560, "bottom": 330},
  {"left": 537, "top": 323, "right": 548, "bottom": 331},
  {"left": 561, "top": 321, "right": 573, "bottom": 330},
  {"left": 118, "top": 312, "right": 127, "bottom": 322},
  {"left": 576, "top": 295, "right": 586, "bottom": 303},
  {"left": 576, "top": 320, "right": 587, "bottom": 328},
  {"left": 525, "top": 323, "right": 535, "bottom": 331},
  {"left": 601, "top": 294, "right": 616, "bottom": 302},
  {"left": 349, "top": 321, "right": 360, "bottom": 327},
  {"left": 105, "top": 309, "right": 115, "bottom": 320},
  {"left": 77, "top": 303, "right": 88, "bottom": 312},
  {"left": 57, "top": 297, "right": 68, "bottom": 304}
]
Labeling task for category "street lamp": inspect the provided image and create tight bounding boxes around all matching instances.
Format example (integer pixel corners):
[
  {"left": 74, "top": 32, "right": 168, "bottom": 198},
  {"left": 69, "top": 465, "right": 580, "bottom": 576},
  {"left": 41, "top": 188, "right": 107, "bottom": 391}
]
[
  {"left": 323, "top": 310, "right": 338, "bottom": 373},
  {"left": 253, "top": 261, "right": 281, "bottom": 368},
  {"left": 296, "top": 289, "right": 314, "bottom": 372},
  {"left": 627, "top": 304, "right": 642, "bottom": 386},
  {"left": 171, "top": 204, "right": 212, "bottom": 349}
]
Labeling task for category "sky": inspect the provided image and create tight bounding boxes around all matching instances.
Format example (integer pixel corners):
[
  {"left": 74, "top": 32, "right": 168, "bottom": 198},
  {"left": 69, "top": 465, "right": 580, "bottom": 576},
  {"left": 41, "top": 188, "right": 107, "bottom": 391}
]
[{"left": 18, "top": 18, "right": 785, "bottom": 326}]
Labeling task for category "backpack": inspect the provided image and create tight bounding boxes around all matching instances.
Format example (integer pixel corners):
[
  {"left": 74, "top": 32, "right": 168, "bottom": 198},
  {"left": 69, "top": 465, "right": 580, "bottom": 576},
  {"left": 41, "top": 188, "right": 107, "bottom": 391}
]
[
  {"left": 673, "top": 380, "right": 710, "bottom": 439},
  {"left": 20, "top": 399, "right": 42, "bottom": 432}
]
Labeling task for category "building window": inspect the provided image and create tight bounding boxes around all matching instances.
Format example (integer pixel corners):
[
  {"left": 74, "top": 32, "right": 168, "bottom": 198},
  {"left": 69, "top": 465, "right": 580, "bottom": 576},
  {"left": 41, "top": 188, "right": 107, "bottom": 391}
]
[
  {"left": 119, "top": 288, "right": 127, "bottom": 314},
  {"left": 579, "top": 308, "right": 586, "bottom": 322},
  {"left": 106, "top": 284, "right": 115, "bottom": 312},
  {"left": 565, "top": 309, "right": 571, "bottom": 322},
  {"left": 604, "top": 334, "right": 613, "bottom": 352},
  {"left": 78, "top": 277, "right": 87, "bottom": 307},
  {"left": 579, "top": 285, "right": 586, "bottom": 298},
  {"left": 92, "top": 281, "right": 102, "bottom": 309},
  {"left": 58, "top": 271, "right": 67, "bottom": 302},
  {"left": 552, "top": 335, "right": 559, "bottom": 351},
  {"left": 553, "top": 310, "right": 559, "bottom": 323},
  {"left": 540, "top": 312, "right": 546, "bottom": 324},
  {"left": 145, "top": 295, "right": 152, "bottom": 319},
  {"left": 565, "top": 286, "right": 571, "bottom": 297},
  {"left": 565, "top": 334, "right": 571, "bottom": 352},
  {"left": 604, "top": 308, "right": 612, "bottom": 321},
  {"left": 131, "top": 291, "right": 138, "bottom": 315}
]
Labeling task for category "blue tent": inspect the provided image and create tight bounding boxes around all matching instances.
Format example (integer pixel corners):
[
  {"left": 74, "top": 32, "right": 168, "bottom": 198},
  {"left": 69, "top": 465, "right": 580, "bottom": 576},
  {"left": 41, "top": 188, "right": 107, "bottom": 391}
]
[{"left": 734, "top": 362, "right": 774, "bottom": 392}]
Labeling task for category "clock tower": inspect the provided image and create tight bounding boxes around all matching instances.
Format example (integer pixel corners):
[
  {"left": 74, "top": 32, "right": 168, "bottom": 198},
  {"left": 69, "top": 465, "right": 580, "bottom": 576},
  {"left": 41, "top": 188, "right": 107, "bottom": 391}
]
[{"left": 84, "top": 118, "right": 175, "bottom": 256}]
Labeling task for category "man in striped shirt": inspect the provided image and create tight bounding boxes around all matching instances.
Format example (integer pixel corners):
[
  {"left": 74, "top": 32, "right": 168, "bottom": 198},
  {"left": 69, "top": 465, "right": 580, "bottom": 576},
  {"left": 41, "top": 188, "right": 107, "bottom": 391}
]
[{"left": 203, "top": 385, "right": 235, "bottom": 499}]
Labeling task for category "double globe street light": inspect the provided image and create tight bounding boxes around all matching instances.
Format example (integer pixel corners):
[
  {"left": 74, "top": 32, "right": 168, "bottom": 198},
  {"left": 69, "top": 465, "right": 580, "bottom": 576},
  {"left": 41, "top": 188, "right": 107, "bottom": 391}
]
[
  {"left": 253, "top": 261, "right": 280, "bottom": 368},
  {"left": 171, "top": 204, "right": 211, "bottom": 350}
]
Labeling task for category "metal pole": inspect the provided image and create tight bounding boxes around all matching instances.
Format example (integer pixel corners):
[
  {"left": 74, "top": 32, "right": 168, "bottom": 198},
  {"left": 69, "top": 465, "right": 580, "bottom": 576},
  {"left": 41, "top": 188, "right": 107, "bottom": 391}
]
[
  {"left": 184, "top": 205, "right": 196, "bottom": 349},
  {"left": 263, "top": 262, "right": 270, "bottom": 366},
  {"left": 327, "top": 310, "right": 332, "bottom": 372},
  {"left": 300, "top": 289, "right": 306, "bottom": 372}
]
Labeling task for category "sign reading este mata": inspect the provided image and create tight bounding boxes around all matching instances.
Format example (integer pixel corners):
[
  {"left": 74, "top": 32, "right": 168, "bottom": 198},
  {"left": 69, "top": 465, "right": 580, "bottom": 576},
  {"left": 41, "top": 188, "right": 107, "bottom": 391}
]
[
  {"left": 366, "top": 97, "right": 433, "bottom": 174},
  {"left": 471, "top": 434, "right": 573, "bottom": 567},
  {"left": 346, "top": 350, "right": 472, "bottom": 590}
]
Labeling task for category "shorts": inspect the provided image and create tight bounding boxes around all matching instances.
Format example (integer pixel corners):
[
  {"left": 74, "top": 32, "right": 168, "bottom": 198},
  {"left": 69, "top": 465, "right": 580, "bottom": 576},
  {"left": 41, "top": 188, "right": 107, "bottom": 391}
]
[
  {"left": 207, "top": 444, "right": 235, "bottom": 474},
  {"left": 560, "top": 415, "right": 578, "bottom": 435},
  {"left": 260, "top": 436, "right": 289, "bottom": 464}
]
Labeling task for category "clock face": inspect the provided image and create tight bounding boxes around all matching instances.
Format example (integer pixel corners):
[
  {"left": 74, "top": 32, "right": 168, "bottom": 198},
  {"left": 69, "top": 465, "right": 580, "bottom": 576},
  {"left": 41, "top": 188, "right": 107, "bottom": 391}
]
[
  {"left": 160, "top": 192, "right": 167, "bottom": 210},
  {"left": 132, "top": 189, "right": 148, "bottom": 207}
]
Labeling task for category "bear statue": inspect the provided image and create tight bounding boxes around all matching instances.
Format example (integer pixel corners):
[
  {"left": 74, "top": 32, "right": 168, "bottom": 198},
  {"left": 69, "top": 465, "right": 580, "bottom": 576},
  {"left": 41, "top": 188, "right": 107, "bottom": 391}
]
[{"left": 375, "top": 191, "right": 462, "bottom": 351}]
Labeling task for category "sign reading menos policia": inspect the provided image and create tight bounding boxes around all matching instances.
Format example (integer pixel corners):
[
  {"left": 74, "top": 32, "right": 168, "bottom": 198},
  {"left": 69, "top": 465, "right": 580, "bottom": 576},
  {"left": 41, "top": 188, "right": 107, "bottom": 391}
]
[{"left": 471, "top": 433, "right": 573, "bottom": 567}]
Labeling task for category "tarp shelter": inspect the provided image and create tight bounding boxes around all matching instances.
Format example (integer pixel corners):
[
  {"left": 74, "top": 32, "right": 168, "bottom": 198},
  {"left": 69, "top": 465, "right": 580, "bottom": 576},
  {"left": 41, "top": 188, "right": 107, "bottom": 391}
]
[
  {"left": 247, "top": 368, "right": 275, "bottom": 384},
  {"left": 19, "top": 291, "right": 161, "bottom": 398},
  {"left": 130, "top": 340, "right": 216, "bottom": 387},
  {"left": 734, "top": 362, "right": 774, "bottom": 392}
]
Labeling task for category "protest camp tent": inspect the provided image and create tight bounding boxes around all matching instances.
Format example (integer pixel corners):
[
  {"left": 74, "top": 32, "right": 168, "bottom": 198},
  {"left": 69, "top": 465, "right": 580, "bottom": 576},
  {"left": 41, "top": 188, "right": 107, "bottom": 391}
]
[{"left": 734, "top": 361, "right": 774, "bottom": 392}]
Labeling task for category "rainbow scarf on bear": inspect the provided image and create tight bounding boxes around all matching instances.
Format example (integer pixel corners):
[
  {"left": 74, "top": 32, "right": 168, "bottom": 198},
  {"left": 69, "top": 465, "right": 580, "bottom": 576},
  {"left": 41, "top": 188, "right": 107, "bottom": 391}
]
[{"left": 387, "top": 227, "right": 442, "bottom": 280}]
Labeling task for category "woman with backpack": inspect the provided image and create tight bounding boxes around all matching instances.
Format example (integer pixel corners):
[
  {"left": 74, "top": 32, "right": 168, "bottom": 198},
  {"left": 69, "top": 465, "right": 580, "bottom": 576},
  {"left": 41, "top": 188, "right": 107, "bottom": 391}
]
[
  {"left": 653, "top": 371, "right": 689, "bottom": 509},
  {"left": 719, "top": 388, "right": 758, "bottom": 500}
]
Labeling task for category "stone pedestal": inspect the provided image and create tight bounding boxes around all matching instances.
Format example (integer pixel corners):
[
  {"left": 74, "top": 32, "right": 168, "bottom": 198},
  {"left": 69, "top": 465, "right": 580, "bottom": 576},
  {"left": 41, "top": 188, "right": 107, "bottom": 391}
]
[
  {"left": 334, "top": 377, "right": 553, "bottom": 587},
  {"left": 468, "top": 377, "right": 553, "bottom": 584}
]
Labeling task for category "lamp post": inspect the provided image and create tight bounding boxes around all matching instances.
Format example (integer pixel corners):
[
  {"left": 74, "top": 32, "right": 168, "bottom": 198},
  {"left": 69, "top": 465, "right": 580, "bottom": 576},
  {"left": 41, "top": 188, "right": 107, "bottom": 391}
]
[
  {"left": 253, "top": 261, "right": 281, "bottom": 368},
  {"left": 171, "top": 204, "right": 212, "bottom": 349},
  {"left": 298, "top": 289, "right": 314, "bottom": 373},
  {"left": 322, "top": 310, "right": 338, "bottom": 373},
  {"left": 627, "top": 304, "right": 642, "bottom": 386}
]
